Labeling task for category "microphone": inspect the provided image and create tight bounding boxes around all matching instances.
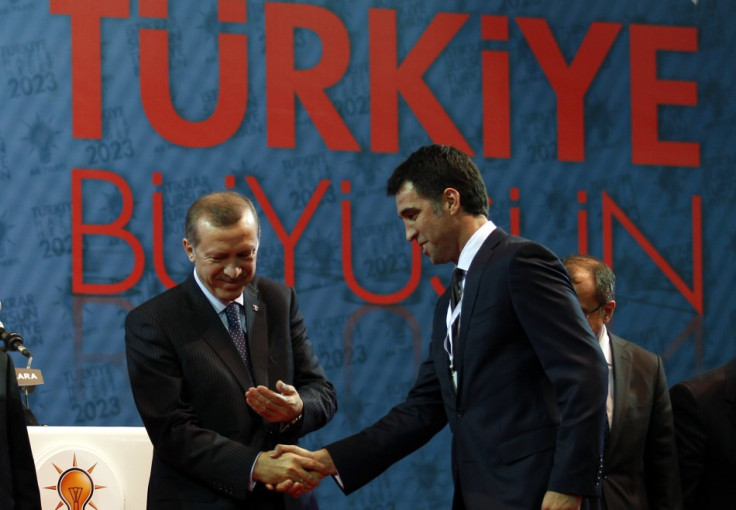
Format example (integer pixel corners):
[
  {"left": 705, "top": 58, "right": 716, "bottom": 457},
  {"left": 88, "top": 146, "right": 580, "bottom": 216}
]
[{"left": 0, "top": 320, "right": 32, "bottom": 358}]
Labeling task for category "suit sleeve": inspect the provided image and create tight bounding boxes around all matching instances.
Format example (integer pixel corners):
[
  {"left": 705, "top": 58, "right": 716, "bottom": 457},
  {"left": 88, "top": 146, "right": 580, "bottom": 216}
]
[
  {"left": 669, "top": 381, "right": 706, "bottom": 509},
  {"left": 276, "top": 286, "right": 337, "bottom": 441},
  {"left": 509, "top": 243, "right": 608, "bottom": 496},
  {"left": 125, "top": 305, "right": 262, "bottom": 501},
  {"left": 643, "top": 355, "right": 683, "bottom": 510},
  {"left": 325, "top": 351, "right": 448, "bottom": 494}
]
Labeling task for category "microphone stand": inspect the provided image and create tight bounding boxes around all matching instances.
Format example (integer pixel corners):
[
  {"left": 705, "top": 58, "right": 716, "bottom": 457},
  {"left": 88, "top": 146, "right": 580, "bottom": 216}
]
[{"left": 21, "top": 354, "right": 40, "bottom": 426}]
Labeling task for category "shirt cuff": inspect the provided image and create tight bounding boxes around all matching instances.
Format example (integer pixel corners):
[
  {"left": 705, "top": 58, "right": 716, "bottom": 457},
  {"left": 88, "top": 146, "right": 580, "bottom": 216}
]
[
  {"left": 333, "top": 471, "right": 345, "bottom": 489},
  {"left": 279, "top": 412, "right": 303, "bottom": 432},
  {"left": 249, "top": 452, "right": 261, "bottom": 491}
]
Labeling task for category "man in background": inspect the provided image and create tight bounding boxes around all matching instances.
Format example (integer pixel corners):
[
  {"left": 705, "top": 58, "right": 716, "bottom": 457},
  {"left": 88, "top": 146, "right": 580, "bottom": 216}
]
[
  {"left": 125, "top": 191, "right": 337, "bottom": 509},
  {"left": 276, "top": 145, "right": 608, "bottom": 510},
  {"left": 563, "top": 255, "right": 681, "bottom": 510},
  {"left": 670, "top": 357, "right": 736, "bottom": 509},
  {"left": 0, "top": 351, "right": 42, "bottom": 510}
]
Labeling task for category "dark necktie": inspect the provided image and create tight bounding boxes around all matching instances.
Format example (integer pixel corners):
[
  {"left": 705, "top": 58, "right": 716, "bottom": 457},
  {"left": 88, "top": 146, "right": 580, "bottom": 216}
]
[
  {"left": 451, "top": 268, "right": 465, "bottom": 311},
  {"left": 225, "top": 303, "right": 253, "bottom": 378},
  {"left": 450, "top": 268, "right": 465, "bottom": 343}
]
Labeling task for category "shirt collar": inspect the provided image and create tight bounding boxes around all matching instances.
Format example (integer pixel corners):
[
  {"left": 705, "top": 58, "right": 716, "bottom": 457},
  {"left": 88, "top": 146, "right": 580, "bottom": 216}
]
[
  {"left": 457, "top": 219, "right": 497, "bottom": 272},
  {"left": 598, "top": 324, "right": 612, "bottom": 366}
]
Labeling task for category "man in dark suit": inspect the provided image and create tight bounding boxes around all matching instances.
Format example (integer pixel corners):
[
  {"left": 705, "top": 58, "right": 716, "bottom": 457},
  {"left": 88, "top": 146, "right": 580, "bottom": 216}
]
[
  {"left": 125, "top": 191, "right": 337, "bottom": 510},
  {"left": 670, "top": 357, "right": 736, "bottom": 509},
  {"left": 0, "top": 351, "right": 42, "bottom": 510},
  {"left": 275, "top": 145, "right": 608, "bottom": 510},
  {"left": 563, "top": 255, "right": 682, "bottom": 510}
]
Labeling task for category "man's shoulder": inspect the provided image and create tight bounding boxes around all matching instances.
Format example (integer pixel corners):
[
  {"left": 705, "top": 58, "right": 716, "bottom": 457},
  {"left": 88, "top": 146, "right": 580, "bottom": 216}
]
[
  {"left": 478, "top": 229, "right": 557, "bottom": 261},
  {"left": 611, "top": 335, "right": 662, "bottom": 372},
  {"left": 612, "top": 335, "right": 657, "bottom": 358},
  {"left": 128, "top": 278, "right": 191, "bottom": 317},
  {"left": 673, "top": 358, "right": 735, "bottom": 399},
  {"left": 251, "top": 275, "right": 293, "bottom": 295},
  {"left": 244, "top": 276, "right": 297, "bottom": 312},
  {"left": 252, "top": 274, "right": 285, "bottom": 288}
]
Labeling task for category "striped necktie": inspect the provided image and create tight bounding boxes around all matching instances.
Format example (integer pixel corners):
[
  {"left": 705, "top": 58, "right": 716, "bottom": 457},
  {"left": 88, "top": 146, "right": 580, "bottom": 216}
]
[{"left": 225, "top": 303, "right": 253, "bottom": 378}]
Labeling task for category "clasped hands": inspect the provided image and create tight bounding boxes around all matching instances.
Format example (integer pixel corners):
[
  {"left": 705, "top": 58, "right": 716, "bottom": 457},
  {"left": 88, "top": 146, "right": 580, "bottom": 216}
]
[
  {"left": 247, "top": 381, "right": 335, "bottom": 497},
  {"left": 257, "top": 445, "right": 336, "bottom": 498}
]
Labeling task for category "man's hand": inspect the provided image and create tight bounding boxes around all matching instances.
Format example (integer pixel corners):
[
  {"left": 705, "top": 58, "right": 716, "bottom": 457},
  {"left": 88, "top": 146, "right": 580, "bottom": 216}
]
[
  {"left": 246, "top": 380, "right": 303, "bottom": 423},
  {"left": 253, "top": 448, "right": 329, "bottom": 494},
  {"left": 267, "top": 445, "right": 337, "bottom": 498},
  {"left": 541, "top": 491, "right": 582, "bottom": 510}
]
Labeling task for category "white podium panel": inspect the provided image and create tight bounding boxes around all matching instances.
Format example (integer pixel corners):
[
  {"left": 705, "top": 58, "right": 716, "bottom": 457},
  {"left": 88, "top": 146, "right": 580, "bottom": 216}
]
[{"left": 28, "top": 426, "right": 152, "bottom": 510}]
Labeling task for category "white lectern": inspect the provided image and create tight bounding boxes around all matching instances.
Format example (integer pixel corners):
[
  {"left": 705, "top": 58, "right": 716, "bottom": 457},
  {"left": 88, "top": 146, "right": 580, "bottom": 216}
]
[{"left": 28, "top": 426, "right": 152, "bottom": 510}]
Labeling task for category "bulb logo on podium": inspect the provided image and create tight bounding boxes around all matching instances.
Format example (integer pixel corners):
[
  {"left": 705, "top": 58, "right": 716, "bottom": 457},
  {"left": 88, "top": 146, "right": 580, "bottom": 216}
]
[
  {"left": 41, "top": 452, "right": 116, "bottom": 510},
  {"left": 37, "top": 448, "right": 124, "bottom": 510},
  {"left": 57, "top": 462, "right": 95, "bottom": 510}
]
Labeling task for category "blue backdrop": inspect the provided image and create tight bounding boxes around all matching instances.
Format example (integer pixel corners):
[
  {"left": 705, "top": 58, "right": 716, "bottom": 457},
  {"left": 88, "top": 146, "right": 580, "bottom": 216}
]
[{"left": 1, "top": 1, "right": 733, "bottom": 508}]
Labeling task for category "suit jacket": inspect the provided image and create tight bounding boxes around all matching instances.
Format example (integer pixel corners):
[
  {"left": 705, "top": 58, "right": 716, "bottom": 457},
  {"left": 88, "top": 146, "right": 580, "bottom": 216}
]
[
  {"left": 592, "top": 335, "right": 682, "bottom": 510},
  {"left": 326, "top": 229, "right": 608, "bottom": 509},
  {"left": 0, "top": 352, "right": 42, "bottom": 510},
  {"left": 669, "top": 358, "right": 736, "bottom": 510},
  {"left": 125, "top": 274, "right": 337, "bottom": 510}
]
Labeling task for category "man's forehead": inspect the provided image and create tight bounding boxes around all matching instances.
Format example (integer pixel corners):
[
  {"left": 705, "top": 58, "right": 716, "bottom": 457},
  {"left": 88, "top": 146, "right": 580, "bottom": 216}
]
[
  {"left": 395, "top": 182, "right": 423, "bottom": 205},
  {"left": 396, "top": 198, "right": 423, "bottom": 218}
]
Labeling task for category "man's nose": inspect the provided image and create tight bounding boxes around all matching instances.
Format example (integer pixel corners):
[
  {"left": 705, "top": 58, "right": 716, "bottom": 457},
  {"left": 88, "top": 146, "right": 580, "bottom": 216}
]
[{"left": 223, "top": 263, "right": 242, "bottom": 278}]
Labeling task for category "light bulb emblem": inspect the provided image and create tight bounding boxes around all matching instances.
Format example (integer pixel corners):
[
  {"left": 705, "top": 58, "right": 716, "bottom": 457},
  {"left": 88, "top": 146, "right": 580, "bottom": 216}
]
[{"left": 58, "top": 466, "right": 94, "bottom": 510}]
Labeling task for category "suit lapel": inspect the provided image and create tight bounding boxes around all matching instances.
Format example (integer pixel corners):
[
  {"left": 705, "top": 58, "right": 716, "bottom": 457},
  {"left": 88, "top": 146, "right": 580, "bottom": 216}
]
[
  {"left": 243, "top": 279, "right": 268, "bottom": 388},
  {"left": 453, "top": 228, "right": 507, "bottom": 396},
  {"left": 183, "top": 276, "right": 255, "bottom": 390},
  {"left": 607, "top": 335, "right": 631, "bottom": 453}
]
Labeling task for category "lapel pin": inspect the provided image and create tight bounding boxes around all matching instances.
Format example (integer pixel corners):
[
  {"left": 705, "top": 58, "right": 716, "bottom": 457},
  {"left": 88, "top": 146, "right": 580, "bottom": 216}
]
[{"left": 252, "top": 304, "right": 259, "bottom": 312}]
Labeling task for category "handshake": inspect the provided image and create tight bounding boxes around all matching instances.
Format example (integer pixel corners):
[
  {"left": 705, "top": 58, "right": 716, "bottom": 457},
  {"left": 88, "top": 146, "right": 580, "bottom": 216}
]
[{"left": 254, "top": 445, "right": 337, "bottom": 498}]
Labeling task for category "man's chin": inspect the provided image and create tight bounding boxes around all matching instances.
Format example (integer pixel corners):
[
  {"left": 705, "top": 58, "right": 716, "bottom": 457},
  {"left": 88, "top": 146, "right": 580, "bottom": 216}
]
[
  {"left": 215, "top": 285, "right": 245, "bottom": 301},
  {"left": 427, "top": 253, "right": 449, "bottom": 265}
]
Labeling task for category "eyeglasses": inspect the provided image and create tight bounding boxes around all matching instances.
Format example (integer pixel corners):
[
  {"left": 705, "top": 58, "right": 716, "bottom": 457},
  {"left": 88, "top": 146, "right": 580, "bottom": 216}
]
[{"left": 583, "top": 302, "right": 607, "bottom": 319}]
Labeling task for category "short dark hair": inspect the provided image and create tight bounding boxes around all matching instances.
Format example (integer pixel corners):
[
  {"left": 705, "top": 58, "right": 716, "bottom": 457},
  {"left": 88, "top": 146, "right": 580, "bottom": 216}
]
[
  {"left": 185, "top": 191, "right": 260, "bottom": 247},
  {"left": 386, "top": 145, "right": 489, "bottom": 217},
  {"left": 562, "top": 255, "right": 616, "bottom": 304}
]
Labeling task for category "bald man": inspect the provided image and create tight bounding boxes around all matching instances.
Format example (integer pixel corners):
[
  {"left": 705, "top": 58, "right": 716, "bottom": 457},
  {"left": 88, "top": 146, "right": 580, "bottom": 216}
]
[{"left": 563, "top": 255, "right": 682, "bottom": 510}]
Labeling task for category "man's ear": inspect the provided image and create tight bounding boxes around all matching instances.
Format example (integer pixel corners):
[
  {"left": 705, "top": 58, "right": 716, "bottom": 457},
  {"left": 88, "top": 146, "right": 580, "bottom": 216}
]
[
  {"left": 601, "top": 300, "right": 617, "bottom": 324},
  {"left": 182, "top": 238, "right": 196, "bottom": 262},
  {"left": 444, "top": 187, "right": 461, "bottom": 214}
]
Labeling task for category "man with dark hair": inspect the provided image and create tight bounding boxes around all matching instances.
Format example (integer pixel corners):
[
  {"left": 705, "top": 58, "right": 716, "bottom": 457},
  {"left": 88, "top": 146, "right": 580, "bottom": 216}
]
[
  {"left": 563, "top": 255, "right": 682, "bottom": 510},
  {"left": 277, "top": 145, "right": 608, "bottom": 510},
  {"left": 125, "top": 191, "right": 337, "bottom": 509},
  {"left": 670, "top": 357, "right": 736, "bottom": 509},
  {"left": 0, "top": 351, "right": 42, "bottom": 510}
]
